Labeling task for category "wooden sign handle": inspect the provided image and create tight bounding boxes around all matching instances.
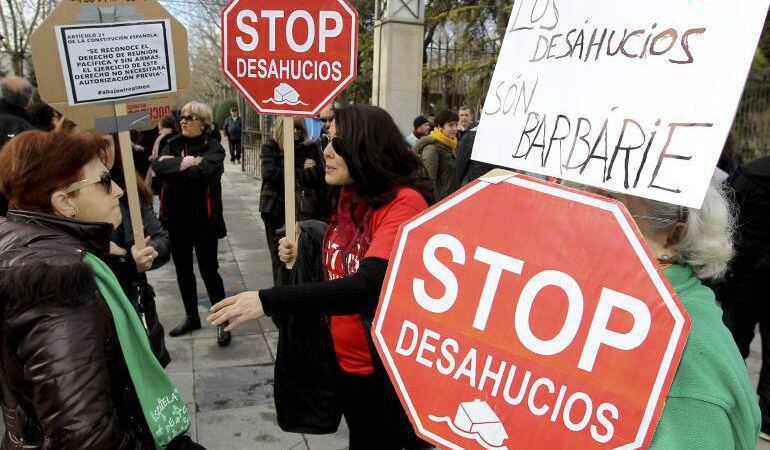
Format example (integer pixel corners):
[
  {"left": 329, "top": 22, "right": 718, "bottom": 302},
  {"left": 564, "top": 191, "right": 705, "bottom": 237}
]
[
  {"left": 114, "top": 103, "right": 146, "bottom": 251},
  {"left": 283, "top": 117, "right": 296, "bottom": 270}
]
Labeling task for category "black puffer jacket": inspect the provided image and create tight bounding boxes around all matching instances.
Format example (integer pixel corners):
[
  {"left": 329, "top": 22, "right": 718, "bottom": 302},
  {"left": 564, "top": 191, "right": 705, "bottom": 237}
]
[
  {"left": 152, "top": 134, "right": 226, "bottom": 238},
  {"left": 0, "top": 211, "right": 151, "bottom": 449}
]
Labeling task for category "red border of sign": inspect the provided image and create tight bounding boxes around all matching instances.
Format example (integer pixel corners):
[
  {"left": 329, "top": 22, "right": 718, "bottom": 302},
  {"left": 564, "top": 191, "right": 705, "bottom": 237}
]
[
  {"left": 372, "top": 173, "right": 691, "bottom": 450},
  {"left": 220, "top": 0, "right": 359, "bottom": 117}
]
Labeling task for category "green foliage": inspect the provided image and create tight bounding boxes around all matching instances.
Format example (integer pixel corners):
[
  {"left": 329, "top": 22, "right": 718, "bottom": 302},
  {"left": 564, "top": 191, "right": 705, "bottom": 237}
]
[
  {"left": 338, "top": 0, "right": 376, "bottom": 104},
  {"left": 212, "top": 97, "right": 238, "bottom": 129},
  {"left": 729, "top": 12, "right": 770, "bottom": 162},
  {"left": 422, "top": 0, "right": 511, "bottom": 112}
]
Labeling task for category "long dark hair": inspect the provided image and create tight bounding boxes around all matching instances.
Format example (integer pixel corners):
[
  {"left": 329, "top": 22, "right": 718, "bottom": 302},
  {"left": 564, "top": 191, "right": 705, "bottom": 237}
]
[{"left": 331, "top": 104, "right": 434, "bottom": 217}]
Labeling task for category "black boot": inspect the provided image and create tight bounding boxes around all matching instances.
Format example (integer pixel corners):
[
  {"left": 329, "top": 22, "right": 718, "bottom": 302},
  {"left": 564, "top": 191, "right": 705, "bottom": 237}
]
[
  {"left": 169, "top": 316, "right": 201, "bottom": 337},
  {"left": 217, "top": 322, "right": 232, "bottom": 347}
]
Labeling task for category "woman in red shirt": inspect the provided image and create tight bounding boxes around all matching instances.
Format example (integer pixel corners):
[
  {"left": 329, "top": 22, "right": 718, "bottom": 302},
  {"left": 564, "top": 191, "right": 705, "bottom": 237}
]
[{"left": 209, "top": 104, "right": 434, "bottom": 449}]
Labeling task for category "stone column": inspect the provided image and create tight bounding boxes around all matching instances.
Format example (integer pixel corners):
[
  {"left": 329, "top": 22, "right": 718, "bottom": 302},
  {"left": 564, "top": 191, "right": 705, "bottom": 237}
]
[{"left": 371, "top": 0, "right": 425, "bottom": 136}]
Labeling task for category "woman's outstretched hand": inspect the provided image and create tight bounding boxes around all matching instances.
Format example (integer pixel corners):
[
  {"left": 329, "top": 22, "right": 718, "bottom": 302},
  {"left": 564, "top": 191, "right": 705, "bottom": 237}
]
[{"left": 208, "top": 292, "right": 264, "bottom": 331}]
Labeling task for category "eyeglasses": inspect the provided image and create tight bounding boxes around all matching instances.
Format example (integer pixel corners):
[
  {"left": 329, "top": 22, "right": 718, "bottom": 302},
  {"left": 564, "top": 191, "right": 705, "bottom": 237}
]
[
  {"left": 632, "top": 208, "right": 688, "bottom": 227},
  {"left": 322, "top": 136, "right": 342, "bottom": 153},
  {"left": 320, "top": 117, "right": 334, "bottom": 123},
  {"left": 180, "top": 115, "right": 200, "bottom": 122},
  {"left": 329, "top": 137, "right": 343, "bottom": 154},
  {"left": 64, "top": 171, "right": 113, "bottom": 195}
]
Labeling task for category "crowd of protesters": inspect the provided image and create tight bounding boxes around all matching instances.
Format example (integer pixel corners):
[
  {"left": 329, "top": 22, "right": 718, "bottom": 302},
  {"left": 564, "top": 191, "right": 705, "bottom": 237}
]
[{"left": 0, "top": 70, "right": 769, "bottom": 450}]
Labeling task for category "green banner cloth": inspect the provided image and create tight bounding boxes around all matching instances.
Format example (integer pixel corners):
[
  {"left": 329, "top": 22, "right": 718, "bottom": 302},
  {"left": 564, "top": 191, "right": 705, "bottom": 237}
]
[{"left": 84, "top": 252, "right": 190, "bottom": 449}]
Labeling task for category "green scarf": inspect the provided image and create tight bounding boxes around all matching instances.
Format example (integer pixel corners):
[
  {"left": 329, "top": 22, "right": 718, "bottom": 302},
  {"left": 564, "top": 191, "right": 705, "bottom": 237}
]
[{"left": 84, "top": 253, "right": 190, "bottom": 449}]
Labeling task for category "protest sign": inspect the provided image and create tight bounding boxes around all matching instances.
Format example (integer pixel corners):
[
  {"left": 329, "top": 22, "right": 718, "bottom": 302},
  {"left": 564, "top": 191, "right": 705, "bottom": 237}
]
[
  {"left": 222, "top": 0, "right": 358, "bottom": 117},
  {"left": 373, "top": 171, "right": 690, "bottom": 450},
  {"left": 31, "top": 1, "right": 189, "bottom": 133},
  {"left": 55, "top": 20, "right": 177, "bottom": 105},
  {"left": 31, "top": 0, "right": 190, "bottom": 249},
  {"left": 222, "top": 0, "right": 358, "bottom": 266},
  {"left": 472, "top": 0, "right": 770, "bottom": 208}
]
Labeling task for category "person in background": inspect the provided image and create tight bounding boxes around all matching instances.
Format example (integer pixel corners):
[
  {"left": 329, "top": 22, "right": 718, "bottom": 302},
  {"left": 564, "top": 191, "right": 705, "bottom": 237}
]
[
  {"left": 297, "top": 129, "right": 329, "bottom": 222},
  {"left": 109, "top": 141, "right": 172, "bottom": 367},
  {"left": 319, "top": 104, "right": 335, "bottom": 139},
  {"left": 717, "top": 155, "right": 770, "bottom": 440},
  {"left": 454, "top": 127, "right": 508, "bottom": 186},
  {"left": 414, "top": 109, "right": 460, "bottom": 200},
  {"left": 130, "top": 126, "right": 159, "bottom": 179},
  {"left": 456, "top": 105, "right": 476, "bottom": 142},
  {"left": 29, "top": 101, "right": 60, "bottom": 131},
  {"left": 426, "top": 111, "right": 436, "bottom": 131},
  {"left": 0, "top": 76, "right": 34, "bottom": 147},
  {"left": 0, "top": 76, "right": 34, "bottom": 216},
  {"left": 607, "top": 184, "right": 760, "bottom": 449},
  {"left": 0, "top": 130, "right": 203, "bottom": 449},
  {"left": 146, "top": 115, "right": 180, "bottom": 194},
  {"left": 223, "top": 106, "right": 243, "bottom": 164},
  {"left": 208, "top": 104, "right": 434, "bottom": 450},
  {"left": 405, "top": 116, "right": 430, "bottom": 150},
  {"left": 152, "top": 101, "right": 230, "bottom": 347},
  {"left": 259, "top": 117, "right": 310, "bottom": 281}
]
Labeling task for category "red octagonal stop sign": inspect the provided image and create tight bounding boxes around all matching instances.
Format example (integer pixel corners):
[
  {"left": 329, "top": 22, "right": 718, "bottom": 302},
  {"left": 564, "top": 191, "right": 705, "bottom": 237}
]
[
  {"left": 222, "top": 0, "right": 357, "bottom": 117},
  {"left": 373, "top": 173, "right": 691, "bottom": 450}
]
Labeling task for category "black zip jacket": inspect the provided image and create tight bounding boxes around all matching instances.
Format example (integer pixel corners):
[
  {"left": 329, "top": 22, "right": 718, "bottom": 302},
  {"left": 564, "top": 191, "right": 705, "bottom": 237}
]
[{"left": 152, "top": 134, "right": 226, "bottom": 239}]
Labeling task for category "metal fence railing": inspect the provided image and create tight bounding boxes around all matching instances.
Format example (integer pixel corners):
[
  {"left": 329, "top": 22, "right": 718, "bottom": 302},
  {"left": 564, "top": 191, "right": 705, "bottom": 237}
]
[
  {"left": 423, "top": 41, "right": 499, "bottom": 113},
  {"left": 730, "top": 74, "right": 770, "bottom": 162},
  {"left": 239, "top": 96, "right": 275, "bottom": 179}
]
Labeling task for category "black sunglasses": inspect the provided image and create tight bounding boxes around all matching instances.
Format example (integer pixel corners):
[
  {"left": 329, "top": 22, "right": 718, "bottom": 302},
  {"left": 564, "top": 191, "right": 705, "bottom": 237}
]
[
  {"left": 330, "top": 137, "right": 343, "bottom": 154},
  {"left": 180, "top": 115, "right": 200, "bottom": 122},
  {"left": 64, "top": 171, "right": 112, "bottom": 195},
  {"left": 319, "top": 117, "right": 334, "bottom": 123}
]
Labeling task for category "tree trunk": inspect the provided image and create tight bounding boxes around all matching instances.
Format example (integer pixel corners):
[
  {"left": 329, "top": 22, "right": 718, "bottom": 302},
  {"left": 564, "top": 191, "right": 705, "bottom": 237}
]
[{"left": 11, "top": 53, "right": 25, "bottom": 77}]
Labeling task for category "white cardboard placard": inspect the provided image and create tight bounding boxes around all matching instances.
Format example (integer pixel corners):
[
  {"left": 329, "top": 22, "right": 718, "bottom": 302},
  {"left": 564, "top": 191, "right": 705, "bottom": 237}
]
[
  {"left": 472, "top": 0, "right": 769, "bottom": 208},
  {"left": 55, "top": 19, "right": 177, "bottom": 105}
]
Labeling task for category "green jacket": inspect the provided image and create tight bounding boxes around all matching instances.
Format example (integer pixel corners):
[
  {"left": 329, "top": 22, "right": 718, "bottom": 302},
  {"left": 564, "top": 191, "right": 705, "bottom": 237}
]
[
  {"left": 650, "top": 265, "right": 760, "bottom": 449},
  {"left": 414, "top": 136, "right": 459, "bottom": 201}
]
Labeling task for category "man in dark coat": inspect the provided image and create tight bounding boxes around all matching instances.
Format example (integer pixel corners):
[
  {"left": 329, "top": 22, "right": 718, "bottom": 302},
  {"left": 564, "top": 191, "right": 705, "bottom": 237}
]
[
  {"left": 719, "top": 155, "right": 770, "bottom": 439},
  {"left": 222, "top": 106, "right": 243, "bottom": 163},
  {"left": 0, "top": 76, "right": 34, "bottom": 147},
  {"left": 0, "top": 76, "right": 35, "bottom": 216},
  {"left": 454, "top": 128, "right": 506, "bottom": 187}
]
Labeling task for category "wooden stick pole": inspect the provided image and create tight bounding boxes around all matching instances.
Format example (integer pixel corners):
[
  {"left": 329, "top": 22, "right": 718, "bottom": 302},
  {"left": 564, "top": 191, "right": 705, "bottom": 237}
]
[
  {"left": 115, "top": 103, "right": 146, "bottom": 250},
  {"left": 283, "top": 117, "right": 296, "bottom": 269}
]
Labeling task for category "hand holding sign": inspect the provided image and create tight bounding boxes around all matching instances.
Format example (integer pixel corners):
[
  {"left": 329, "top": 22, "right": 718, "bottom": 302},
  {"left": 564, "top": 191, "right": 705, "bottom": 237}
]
[
  {"left": 31, "top": 0, "right": 190, "bottom": 251},
  {"left": 373, "top": 172, "right": 690, "bottom": 450},
  {"left": 222, "top": 0, "right": 357, "bottom": 268}
]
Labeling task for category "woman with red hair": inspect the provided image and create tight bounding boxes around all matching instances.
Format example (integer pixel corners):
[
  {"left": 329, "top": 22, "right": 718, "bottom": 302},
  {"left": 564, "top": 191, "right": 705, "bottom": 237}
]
[{"left": 0, "top": 130, "right": 202, "bottom": 449}]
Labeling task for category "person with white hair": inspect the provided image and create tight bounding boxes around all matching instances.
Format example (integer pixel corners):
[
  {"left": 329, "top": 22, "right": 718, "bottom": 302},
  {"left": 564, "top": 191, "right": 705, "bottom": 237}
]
[
  {"left": 152, "top": 101, "right": 230, "bottom": 346},
  {"left": 0, "top": 76, "right": 34, "bottom": 147},
  {"left": 0, "top": 76, "right": 35, "bottom": 215},
  {"left": 609, "top": 184, "right": 760, "bottom": 449}
]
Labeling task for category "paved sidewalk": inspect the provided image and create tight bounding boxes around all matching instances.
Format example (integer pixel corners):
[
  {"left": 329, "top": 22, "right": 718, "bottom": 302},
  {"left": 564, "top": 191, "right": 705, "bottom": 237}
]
[{"left": 151, "top": 161, "right": 349, "bottom": 449}]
